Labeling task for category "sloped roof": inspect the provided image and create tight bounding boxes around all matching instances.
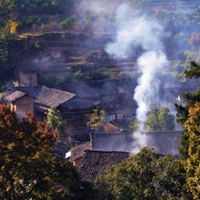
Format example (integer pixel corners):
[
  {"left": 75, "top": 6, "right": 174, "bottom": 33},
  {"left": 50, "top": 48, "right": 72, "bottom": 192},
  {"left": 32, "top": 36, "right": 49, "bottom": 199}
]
[
  {"left": 2, "top": 85, "right": 95, "bottom": 110},
  {"left": 60, "top": 96, "right": 95, "bottom": 110},
  {"left": 91, "top": 131, "right": 181, "bottom": 156},
  {"left": 66, "top": 142, "right": 91, "bottom": 161},
  {"left": 104, "top": 123, "right": 123, "bottom": 133},
  {"left": 79, "top": 150, "right": 130, "bottom": 182},
  {"left": 15, "top": 86, "right": 43, "bottom": 98},
  {"left": 0, "top": 91, "right": 13, "bottom": 103},
  {"left": 35, "top": 86, "right": 76, "bottom": 107},
  {"left": 54, "top": 78, "right": 138, "bottom": 99},
  {"left": 54, "top": 81, "right": 101, "bottom": 99},
  {"left": 5, "top": 91, "right": 27, "bottom": 102},
  {"left": 101, "top": 82, "right": 118, "bottom": 95}
]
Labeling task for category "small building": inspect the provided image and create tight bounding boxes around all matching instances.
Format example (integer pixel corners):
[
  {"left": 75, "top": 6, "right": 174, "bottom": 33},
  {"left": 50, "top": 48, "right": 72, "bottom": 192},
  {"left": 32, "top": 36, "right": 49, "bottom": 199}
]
[
  {"left": 5, "top": 91, "right": 34, "bottom": 118},
  {"left": 2, "top": 85, "right": 96, "bottom": 128},
  {"left": 15, "top": 66, "right": 38, "bottom": 87}
]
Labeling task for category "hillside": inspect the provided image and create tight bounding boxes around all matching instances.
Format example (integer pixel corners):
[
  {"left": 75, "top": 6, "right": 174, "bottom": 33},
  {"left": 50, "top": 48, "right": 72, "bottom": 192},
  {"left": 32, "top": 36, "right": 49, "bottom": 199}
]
[{"left": 0, "top": 0, "right": 200, "bottom": 88}]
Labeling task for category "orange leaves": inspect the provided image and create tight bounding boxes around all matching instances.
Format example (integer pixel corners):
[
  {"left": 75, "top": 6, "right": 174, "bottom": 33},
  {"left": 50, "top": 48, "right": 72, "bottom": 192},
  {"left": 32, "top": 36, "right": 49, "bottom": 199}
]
[{"left": 8, "top": 20, "right": 17, "bottom": 34}]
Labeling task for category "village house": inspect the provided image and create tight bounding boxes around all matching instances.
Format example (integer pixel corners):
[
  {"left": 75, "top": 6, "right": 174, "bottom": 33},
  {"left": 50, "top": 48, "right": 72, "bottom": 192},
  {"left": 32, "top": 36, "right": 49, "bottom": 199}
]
[
  {"left": 64, "top": 130, "right": 181, "bottom": 182},
  {"left": 1, "top": 66, "right": 97, "bottom": 127},
  {"left": 14, "top": 66, "right": 38, "bottom": 87},
  {"left": 55, "top": 77, "right": 139, "bottom": 121},
  {"left": 4, "top": 91, "right": 34, "bottom": 118}
]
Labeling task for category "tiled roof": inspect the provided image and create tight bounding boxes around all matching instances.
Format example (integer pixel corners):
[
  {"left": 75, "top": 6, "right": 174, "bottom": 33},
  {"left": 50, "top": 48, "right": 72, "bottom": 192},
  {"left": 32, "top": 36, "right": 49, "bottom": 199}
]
[
  {"left": 2, "top": 85, "right": 95, "bottom": 110},
  {"left": 61, "top": 96, "right": 95, "bottom": 110},
  {"left": 66, "top": 142, "right": 91, "bottom": 161},
  {"left": 91, "top": 131, "right": 182, "bottom": 156},
  {"left": 104, "top": 123, "right": 123, "bottom": 133},
  {"left": 54, "top": 77, "right": 138, "bottom": 99},
  {"left": 5, "top": 91, "right": 26, "bottom": 102},
  {"left": 79, "top": 150, "right": 130, "bottom": 182},
  {"left": 16, "top": 86, "right": 43, "bottom": 98},
  {"left": 35, "top": 86, "right": 76, "bottom": 107}
]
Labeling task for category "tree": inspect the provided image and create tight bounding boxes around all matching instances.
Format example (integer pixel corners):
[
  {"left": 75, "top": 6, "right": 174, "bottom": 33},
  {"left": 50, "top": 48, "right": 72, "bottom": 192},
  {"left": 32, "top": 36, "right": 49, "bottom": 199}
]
[
  {"left": 175, "top": 62, "right": 200, "bottom": 158},
  {"left": 95, "top": 148, "right": 189, "bottom": 200},
  {"left": 47, "top": 107, "right": 67, "bottom": 136},
  {"left": 129, "top": 119, "right": 139, "bottom": 131},
  {"left": 145, "top": 107, "right": 175, "bottom": 132},
  {"left": 86, "top": 109, "right": 106, "bottom": 132},
  {"left": 0, "top": 104, "right": 88, "bottom": 199},
  {"left": 184, "top": 102, "right": 200, "bottom": 199}
]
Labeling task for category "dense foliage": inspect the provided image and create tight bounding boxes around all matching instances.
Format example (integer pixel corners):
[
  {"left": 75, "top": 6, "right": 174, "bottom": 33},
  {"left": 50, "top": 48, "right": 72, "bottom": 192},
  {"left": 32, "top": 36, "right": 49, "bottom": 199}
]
[
  {"left": 0, "top": 104, "right": 90, "bottom": 199},
  {"left": 145, "top": 107, "right": 175, "bottom": 132},
  {"left": 95, "top": 148, "right": 189, "bottom": 200},
  {"left": 184, "top": 102, "right": 200, "bottom": 199},
  {"left": 86, "top": 109, "right": 106, "bottom": 132},
  {"left": 47, "top": 107, "right": 67, "bottom": 136},
  {"left": 130, "top": 107, "right": 175, "bottom": 132},
  {"left": 175, "top": 62, "right": 200, "bottom": 199},
  {"left": 175, "top": 62, "right": 200, "bottom": 158}
]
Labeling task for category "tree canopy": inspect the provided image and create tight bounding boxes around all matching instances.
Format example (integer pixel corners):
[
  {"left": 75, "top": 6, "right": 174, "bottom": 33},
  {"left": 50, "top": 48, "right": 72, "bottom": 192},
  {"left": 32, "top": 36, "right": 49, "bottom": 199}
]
[
  {"left": 86, "top": 109, "right": 106, "bottom": 132},
  {"left": 184, "top": 102, "right": 200, "bottom": 199},
  {"left": 47, "top": 107, "right": 67, "bottom": 136},
  {"left": 95, "top": 148, "right": 189, "bottom": 200},
  {"left": 175, "top": 62, "right": 200, "bottom": 159},
  {"left": 0, "top": 104, "right": 89, "bottom": 199},
  {"left": 145, "top": 107, "right": 175, "bottom": 132}
]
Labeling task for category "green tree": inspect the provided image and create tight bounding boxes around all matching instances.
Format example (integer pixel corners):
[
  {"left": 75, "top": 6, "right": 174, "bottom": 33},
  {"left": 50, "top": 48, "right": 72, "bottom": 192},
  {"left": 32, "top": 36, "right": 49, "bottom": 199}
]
[
  {"left": 95, "top": 148, "right": 189, "bottom": 200},
  {"left": 129, "top": 119, "right": 140, "bottom": 131},
  {"left": 184, "top": 102, "right": 200, "bottom": 199},
  {"left": 47, "top": 107, "right": 67, "bottom": 136},
  {"left": 86, "top": 109, "right": 106, "bottom": 132},
  {"left": 0, "top": 104, "right": 88, "bottom": 199},
  {"left": 0, "top": 0, "right": 15, "bottom": 35},
  {"left": 145, "top": 107, "right": 175, "bottom": 132}
]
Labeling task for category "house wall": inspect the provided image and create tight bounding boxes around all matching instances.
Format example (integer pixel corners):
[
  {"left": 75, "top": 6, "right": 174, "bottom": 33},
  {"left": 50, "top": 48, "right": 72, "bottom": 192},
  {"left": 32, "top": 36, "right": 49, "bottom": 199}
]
[
  {"left": 102, "top": 94, "right": 122, "bottom": 110},
  {"left": 18, "top": 71, "right": 37, "bottom": 87},
  {"left": 61, "top": 108, "right": 94, "bottom": 128},
  {"left": 73, "top": 157, "right": 84, "bottom": 168},
  {"left": 13, "top": 96, "right": 34, "bottom": 117}
]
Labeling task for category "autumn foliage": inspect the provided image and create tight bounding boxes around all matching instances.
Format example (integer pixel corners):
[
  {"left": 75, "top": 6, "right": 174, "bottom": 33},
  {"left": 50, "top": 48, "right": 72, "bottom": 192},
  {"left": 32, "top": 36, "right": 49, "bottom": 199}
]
[
  {"left": 184, "top": 102, "right": 200, "bottom": 200},
  {"left": 0, "top": 104, "right": 86, "bottom": 199}
]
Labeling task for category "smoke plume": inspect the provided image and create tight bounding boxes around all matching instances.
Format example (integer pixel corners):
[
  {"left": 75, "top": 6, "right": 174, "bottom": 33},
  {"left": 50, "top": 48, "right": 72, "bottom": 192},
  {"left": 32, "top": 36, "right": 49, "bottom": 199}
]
[{"left": 105, "top": 3, "right": 169, "bottom": 130}]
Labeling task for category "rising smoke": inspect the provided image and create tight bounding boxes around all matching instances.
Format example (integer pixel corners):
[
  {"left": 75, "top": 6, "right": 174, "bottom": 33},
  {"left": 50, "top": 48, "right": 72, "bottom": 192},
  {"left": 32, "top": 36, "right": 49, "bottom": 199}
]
[{"left": 105, "top": 3, "right": 169, "bottom": 130}]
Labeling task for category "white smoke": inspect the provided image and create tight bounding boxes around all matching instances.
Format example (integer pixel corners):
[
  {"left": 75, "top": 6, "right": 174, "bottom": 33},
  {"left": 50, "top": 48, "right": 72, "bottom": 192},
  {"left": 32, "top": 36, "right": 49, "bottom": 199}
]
[
  {"left": 131, "top": 131, "right": 148, "bottom": 154},
  {"left": 135, "top": 51, "right": 168, "bottom": 129},
  {"left": 105, "top": 3, "right": 169, "bottom": 130}
]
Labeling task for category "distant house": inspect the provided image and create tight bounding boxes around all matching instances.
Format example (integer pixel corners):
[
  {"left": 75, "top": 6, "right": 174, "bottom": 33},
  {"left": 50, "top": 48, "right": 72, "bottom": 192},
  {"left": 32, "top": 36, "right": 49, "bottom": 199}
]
[
  {"left": 15, "top": 66, "right": 38, "bottom": 87},
  {"left": 5, "top": 91, "right": 34, "bottom": 118},
  {"left": 2, "top": 85, "right": 96, "bottom": 127},
  {"left": 54, "top": 78, "right": 138, "bottom": 121},
  {"left": 78, "top": 150, "right": 130, "bottom": 182}
]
